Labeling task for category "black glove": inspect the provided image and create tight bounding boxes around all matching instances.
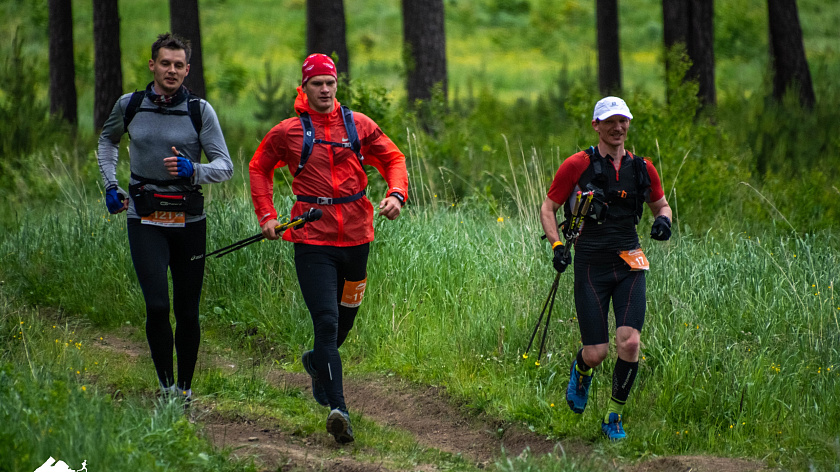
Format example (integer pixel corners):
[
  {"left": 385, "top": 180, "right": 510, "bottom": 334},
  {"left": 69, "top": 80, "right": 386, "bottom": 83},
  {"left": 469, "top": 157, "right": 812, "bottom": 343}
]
[
  {"left": 650, "top": 215, "right": 672, "bottom": 241},
  {"left": 553, "top": 246, "right": 572, "bottom": 273}
]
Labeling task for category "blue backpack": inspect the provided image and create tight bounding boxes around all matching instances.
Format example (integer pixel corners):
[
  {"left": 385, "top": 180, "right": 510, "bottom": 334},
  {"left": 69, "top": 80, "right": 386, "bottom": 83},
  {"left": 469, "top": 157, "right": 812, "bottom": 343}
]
[{"left": 295, "top": 105, "right": 362, "bottom": 176}]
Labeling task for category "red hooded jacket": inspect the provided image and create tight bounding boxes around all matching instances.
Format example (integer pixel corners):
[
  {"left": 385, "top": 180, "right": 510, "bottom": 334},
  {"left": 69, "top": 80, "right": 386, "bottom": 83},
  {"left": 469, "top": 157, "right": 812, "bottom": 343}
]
[{"left": 249, "top": 87, "right": 408, "bottom": 246}]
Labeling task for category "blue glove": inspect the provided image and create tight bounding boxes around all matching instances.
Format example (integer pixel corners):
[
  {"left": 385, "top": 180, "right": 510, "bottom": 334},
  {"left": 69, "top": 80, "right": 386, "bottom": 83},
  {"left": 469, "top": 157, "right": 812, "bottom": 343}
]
[
  {"left": 105, "top": 186, "right": 127, "bottom": 214},
  {"left": 650, "top": 215, "right": 672, "bottom": 241},
  {"left": 175, "top": 156, "right": 195, "bottom": 178}
]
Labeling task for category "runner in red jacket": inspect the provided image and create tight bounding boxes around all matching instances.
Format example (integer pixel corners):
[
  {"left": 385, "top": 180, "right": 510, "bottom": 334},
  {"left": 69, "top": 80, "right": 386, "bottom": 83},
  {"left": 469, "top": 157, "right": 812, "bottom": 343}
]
[{"left": 249, "top": 54, "right": 408, "bottom": 444}]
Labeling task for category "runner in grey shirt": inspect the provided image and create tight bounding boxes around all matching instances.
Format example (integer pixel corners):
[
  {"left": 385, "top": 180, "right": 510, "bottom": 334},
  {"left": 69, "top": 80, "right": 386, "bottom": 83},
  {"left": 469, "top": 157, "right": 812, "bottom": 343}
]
[{"left": 97, "top": 33, "right": 232, "bottom": 407}]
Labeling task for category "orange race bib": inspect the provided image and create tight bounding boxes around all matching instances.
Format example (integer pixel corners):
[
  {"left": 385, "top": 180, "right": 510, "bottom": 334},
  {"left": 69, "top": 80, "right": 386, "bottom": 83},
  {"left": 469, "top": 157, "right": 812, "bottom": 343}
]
[
  {"left": 618, "top": 248, "right": 649, "bottom": 271},
  {"left": 340, "top": 278, "right": 367, "bottom": 308},
  {"left": 141, "top": 211, "right": 186, "bottom": 228}
]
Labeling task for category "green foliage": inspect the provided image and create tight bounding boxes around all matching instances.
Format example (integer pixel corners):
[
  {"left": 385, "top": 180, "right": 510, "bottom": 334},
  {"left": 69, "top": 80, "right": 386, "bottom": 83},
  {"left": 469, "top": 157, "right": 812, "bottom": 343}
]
[
  {"left": 0, "top": 31, "right": 59, "bottom": 161},
  {"left": 214, "top": 58, "right": 249, "bottom": 104},
  {"left": 252, "top": 60, "right": 297, "bottom": 126},
  {"left": 339, "top": 75, "right": 395, "bottom": 129},
  {"left": 2, "top": 179, "right": 839, "bottom": 470},
  {"left": 0, "top": 302, "right": 257, "bottom": 472},
  {"left": 716, "top": 0, "right": 768, "bottom": 60}
]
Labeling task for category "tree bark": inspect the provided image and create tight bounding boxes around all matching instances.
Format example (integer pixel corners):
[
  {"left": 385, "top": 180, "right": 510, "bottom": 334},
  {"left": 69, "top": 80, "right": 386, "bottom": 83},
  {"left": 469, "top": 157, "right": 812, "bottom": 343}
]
[
  {"left": 307, "top": 0, "right": 350, "bottom": 78},
  {"left": 93, "top": 0, "right": 123, "bottom": 131},
  {"left": 169, "top": 0, "right": 206, "bottom": 98},
  {"left": 686, "top": 0, "right": 715, "bottom": 107},
  {"left": 48, "top": 0, "right": 78, "bottom": 126},
  {"left": 767, "top": 0, "right": 815, "bottom": 108},
  {"left": 402, "top": 0, "right": 448, "bottom": 104},
  {"left": 596, "top": 0, "right": 621, "bottom": 96},
  {"left": 662, "top": 0, "right": 716, "bottom": 108},
  {"left": 662, "top": 0, "right": 688, "bottom": 86}
]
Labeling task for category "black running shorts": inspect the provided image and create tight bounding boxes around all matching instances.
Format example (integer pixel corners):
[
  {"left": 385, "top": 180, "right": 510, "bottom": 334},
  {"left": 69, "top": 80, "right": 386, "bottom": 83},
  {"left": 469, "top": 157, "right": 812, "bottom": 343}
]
[{"left": 573, "top": 255, "right": 646, "bottom": 345}]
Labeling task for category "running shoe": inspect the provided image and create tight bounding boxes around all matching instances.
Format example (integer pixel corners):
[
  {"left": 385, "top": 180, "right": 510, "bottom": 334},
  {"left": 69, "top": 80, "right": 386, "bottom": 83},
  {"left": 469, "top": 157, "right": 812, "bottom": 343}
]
[
  {"left": 302, "top": 350, "right": 329, "bottom": 406},
  {"left": 565, "top": 360, "right": 593, "bottom": 414},
  {"left": 601, "top": 412, "right": 626, "bottom": 441},
  {"left": 326, "top": 408, "right": 354, "bottom": 444}
]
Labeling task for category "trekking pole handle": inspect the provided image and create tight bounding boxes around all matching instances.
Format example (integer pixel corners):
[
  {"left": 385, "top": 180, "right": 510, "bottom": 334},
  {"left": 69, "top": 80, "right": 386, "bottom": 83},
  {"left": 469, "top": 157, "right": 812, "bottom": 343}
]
[
  {"left": 282, "top": 207, "right": 323, "bottom": 230},
  {"left": 207, "top": 208, "right": 323, "bottom": 258}
]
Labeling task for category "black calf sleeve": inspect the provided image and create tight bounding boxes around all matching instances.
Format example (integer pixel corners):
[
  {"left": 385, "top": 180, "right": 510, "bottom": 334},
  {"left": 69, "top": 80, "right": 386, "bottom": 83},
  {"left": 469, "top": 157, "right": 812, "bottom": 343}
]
[{"left": 611, "top": 357, "right": 639, "bottom": 403}]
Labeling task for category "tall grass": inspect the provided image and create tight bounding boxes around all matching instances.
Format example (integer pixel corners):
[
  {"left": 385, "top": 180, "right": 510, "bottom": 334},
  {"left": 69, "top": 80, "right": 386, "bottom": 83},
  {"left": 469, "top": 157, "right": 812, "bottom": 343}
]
[
  {"left": 2, "top": 2, "right": 839, "bottom": 468},
  {"left": 0, "top": 298, "right": 259, "bottom": 472},
  {"left": 1, "top": 142, "right": 838, "bottom": 470}
]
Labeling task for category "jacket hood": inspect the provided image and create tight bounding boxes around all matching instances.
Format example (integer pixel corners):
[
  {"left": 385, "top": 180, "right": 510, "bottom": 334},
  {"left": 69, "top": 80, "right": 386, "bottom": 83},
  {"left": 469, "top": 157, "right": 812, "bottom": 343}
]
[{"left": 294, "top": 86, "right": 341, "bottom": 117}]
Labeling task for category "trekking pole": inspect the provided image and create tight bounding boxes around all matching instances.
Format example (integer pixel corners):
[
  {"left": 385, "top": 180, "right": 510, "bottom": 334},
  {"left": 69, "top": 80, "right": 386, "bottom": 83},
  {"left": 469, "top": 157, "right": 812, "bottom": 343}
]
[
  {"left": 524, "top": 192, "right": 581, "bottom": 365},
  {"left": 523, "top": 191, "right": 594, "bottom": 366},
  {"left": 206, "top": 208, "right": 323, "bottom": 258},
  {"left": 523, "top": 272, "right": 560, "bottom": 366}
]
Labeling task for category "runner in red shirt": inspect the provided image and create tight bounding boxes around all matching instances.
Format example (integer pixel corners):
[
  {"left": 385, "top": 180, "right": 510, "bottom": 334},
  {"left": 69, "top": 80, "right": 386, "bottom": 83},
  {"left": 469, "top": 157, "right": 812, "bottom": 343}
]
[
  {"left": 249, "top": 54, "right": 408, "bottom": 444},
  {"left": 539, "top": 96, "right": 672, "bottom": 441}
]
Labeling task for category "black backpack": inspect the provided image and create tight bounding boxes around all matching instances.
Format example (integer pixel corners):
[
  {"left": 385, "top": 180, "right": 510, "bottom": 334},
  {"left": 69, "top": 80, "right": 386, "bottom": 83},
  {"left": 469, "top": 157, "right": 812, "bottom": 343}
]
[
  {"left": 565, "top": 146, "right": 652, "bottom": 225},
  {"left": 123, "top": 90, "right": 202, "bottom": 136},
  {"left": 295, "top": 105, "right": 362, "bottom": 176}
]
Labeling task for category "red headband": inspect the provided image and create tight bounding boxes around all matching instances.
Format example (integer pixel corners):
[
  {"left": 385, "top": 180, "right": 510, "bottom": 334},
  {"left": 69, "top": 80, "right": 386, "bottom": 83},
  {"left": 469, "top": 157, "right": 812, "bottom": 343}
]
[{"left": 301, "top": 54, "right": 337, "bottom": 85}]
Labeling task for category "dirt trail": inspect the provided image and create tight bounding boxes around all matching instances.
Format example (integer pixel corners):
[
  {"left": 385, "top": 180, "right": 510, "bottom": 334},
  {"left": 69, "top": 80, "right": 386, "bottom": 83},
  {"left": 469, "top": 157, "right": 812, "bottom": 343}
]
[{"left": 91, "top": 328, "right": 769, "bottom": 472}]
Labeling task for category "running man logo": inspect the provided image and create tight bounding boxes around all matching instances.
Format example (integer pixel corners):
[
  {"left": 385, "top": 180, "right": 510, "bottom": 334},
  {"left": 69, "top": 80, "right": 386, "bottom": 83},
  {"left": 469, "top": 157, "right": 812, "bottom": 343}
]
[{"left": 33, "top": 457, "right": 88, "bottom": 472}]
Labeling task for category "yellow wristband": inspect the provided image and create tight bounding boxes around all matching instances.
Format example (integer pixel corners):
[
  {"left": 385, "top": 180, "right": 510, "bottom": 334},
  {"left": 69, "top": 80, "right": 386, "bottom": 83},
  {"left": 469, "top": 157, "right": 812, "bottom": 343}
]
[{"left": 552, "top": 241, "right": 564, "bottom": 250}]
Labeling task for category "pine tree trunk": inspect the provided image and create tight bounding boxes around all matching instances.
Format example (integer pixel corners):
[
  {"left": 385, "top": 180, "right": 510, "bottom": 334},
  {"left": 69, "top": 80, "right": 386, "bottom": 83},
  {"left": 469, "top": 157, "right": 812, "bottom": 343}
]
[
  {"left": 662, "top": 0, "right": 716, "bottom": 108},
  {"left": 687, "top": 0, "right": 715, "bottom": 107},
  {"left": 662, "top": 0, "right": 688, "bottom": 92},
  {"left": 596, "top": 0, "right": 621, "bottom": 96},
  {"left": 93, "top": 0, "right": 123, "bottom": 131},
  {"left": 307, "top": 0, "right": 350, "bottom": 78},
  {"left": 169, "top": 0, "right": 206, "bottom": 98},
  {"left": 48, "top": 0, "right": 78, "bottom": 126},
  {"left": 767, "top": 0, "right": 815, "bottom": 108},
  {"left": 402, "top": 0, "right": 448, "bottom": 104}
]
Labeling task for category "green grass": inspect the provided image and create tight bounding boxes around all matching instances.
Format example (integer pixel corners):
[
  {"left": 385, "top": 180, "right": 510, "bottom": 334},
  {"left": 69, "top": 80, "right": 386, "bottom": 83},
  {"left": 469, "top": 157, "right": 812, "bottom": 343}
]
[
  {"left": 0, "top": 302, "right": 260, "bottom": 472},
  {"left": 1, "top": 145, "right": 838, "bottom": 470},
  {"left": 2, "top": 0, "right": 840, "bottom": 470}
]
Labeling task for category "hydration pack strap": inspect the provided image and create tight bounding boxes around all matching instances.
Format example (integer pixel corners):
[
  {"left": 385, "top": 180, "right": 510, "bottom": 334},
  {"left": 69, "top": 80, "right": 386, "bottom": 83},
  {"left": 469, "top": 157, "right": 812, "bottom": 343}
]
[
  {"left": 295, "top": 106, "right": 362, "bottom": 177},
  {"left": 123, "top": 91, "right": 202, "bottom": 135}
]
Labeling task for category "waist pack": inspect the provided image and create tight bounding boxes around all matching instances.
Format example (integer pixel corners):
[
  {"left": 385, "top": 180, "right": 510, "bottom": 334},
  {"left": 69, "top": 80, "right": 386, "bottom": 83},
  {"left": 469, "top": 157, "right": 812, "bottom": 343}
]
[{"left": 129, "top": 183, "right": 204, "bottom": 216}]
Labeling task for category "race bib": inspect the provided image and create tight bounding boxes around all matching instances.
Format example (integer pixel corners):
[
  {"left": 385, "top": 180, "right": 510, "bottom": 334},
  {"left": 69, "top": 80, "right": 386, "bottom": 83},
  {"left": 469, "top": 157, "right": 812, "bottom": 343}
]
[
  {"left": 618, "top": 248, "right": 649, "bottom": 271},
  {"left": 141, "top": 211, "right": 186, "bottom": 227},
  {"left": 340, "top": 278, "right": 367, "bottom": 308}
]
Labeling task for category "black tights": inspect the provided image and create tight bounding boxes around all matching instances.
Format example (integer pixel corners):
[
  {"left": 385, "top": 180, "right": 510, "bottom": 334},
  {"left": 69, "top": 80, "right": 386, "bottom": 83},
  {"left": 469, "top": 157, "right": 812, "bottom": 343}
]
[
  {"left": 294, "top": 243, "right": 369, "bottom": 411},
  {"left": 128, "top": 218, "right": 206, "bottom": 391}
]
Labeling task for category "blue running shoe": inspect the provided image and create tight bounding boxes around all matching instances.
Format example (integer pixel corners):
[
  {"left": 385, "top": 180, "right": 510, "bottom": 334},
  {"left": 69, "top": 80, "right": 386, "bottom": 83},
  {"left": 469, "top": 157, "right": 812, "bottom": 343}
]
[
  {"left": 601, "top": 413, "right": 626, "bottom": 441},
  {"left": 302, "top": 350, "right": 329, "bottom": 406},
  {"left": 327, "top": 408, "right": 355, "bottom": 444},
  {"left": 566, "top": 360, "right": 593, "bottom": 414}
]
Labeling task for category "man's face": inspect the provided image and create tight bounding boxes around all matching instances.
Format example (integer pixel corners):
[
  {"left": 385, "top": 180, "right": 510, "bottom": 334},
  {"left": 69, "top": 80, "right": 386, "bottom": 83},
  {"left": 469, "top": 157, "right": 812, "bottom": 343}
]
[
  {"left": 303, "top": 75, "right": 337, "bottom": 114},
  {"left": 593, "top": 115, "right": 630, "bottom": 147},
  {"left": 149, "top": 47, "right": 189, "bottom": 96}
]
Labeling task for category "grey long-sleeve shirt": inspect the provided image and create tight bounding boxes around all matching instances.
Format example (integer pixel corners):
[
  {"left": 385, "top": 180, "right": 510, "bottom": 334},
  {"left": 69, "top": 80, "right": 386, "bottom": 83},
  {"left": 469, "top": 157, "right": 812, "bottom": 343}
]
[{"left": 97, "top": 89, "right": 233, "bottom": 221}]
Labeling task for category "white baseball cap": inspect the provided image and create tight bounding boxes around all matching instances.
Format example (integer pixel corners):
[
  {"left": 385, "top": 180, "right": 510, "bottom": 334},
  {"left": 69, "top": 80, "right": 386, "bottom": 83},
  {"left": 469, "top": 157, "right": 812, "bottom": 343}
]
[{"left": 593, "top": 96, "right": 633, "bottom": 121}]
